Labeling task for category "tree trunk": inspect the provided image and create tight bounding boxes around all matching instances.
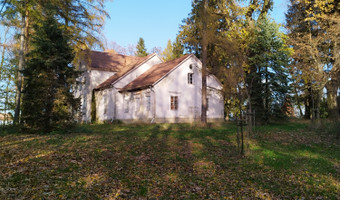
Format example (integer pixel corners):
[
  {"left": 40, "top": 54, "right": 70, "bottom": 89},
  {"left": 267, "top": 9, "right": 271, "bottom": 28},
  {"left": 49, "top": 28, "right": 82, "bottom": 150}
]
[
  {"left": 4, "top": 82, "right": 9, "bottom": 126},
  {"left": 24, "top": 9, "right": 30, "bottom": 52},
  {"left": 13, "top": 12, "right": 26, "bottom": 125},
  {"left": 316, "top": 89, "right": 321, "bottom": 120},
  {"left": 304, "top": 84, "right": 312, "bottom": 119},
  {"left": 293, "top": 85, "right": 304, "bottom": 117},
  {"left": 326, "top": 80, "right": 339, "bottom": 120},
  {"left": 265, "top": 65, "right": 269, "bottom": 123},
  {"left": 0, "top": 27, "right": 9, "bottom": 80},
  {"left": 311, "top": 89, "right": 315, "bottom": 122},
  {"left": 14, "top": 3, "right": 30, "bottom": 125},
  {"left": 201, "top": 0, "right": 208, "bottom": 125}
]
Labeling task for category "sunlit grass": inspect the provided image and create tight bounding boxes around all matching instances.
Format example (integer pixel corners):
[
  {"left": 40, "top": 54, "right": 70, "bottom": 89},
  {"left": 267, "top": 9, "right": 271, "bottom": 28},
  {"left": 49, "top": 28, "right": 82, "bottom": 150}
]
[{"left": 0, "top": 121, "right": 339, "bottom": 199}]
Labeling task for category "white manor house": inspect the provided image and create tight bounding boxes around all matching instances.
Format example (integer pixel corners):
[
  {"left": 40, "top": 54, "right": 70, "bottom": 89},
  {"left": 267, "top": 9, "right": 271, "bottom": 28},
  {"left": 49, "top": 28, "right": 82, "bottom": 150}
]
[{"left": 75, "top": 50, "right": 224, "bottom": 123}]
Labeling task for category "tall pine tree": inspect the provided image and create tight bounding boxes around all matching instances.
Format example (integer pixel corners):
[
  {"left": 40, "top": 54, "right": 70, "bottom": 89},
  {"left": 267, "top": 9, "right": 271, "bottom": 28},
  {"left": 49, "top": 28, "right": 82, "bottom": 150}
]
[
  {"left": 172, "top": 35, "right": 184, "bottom": 59},
  {"left": 1, "top": 0, "right": 109, "bottom": 125},
  {"left": 135, "top": 37, "right": 148, "bottom": 57},
  {"left": 161, "top": 39, "right": 174, "bottom": 61},
  {"left": 21, "top": 8, "right": 79, "bottom": 133},
  {"left": 247, "top": 16, "right": 291, "bottom": 124}
]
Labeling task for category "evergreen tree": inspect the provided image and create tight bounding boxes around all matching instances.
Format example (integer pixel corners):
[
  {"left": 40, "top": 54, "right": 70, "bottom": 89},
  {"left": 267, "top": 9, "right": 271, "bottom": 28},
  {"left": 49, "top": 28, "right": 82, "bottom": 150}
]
[
  {"left": 1, "top": 0, "right": 109, "bottom": 125},
  {"left": 161, "top": 39, "right": 174, "bottom": 61},
  {"left": 161, "top": 37, "right": 184, "bottom": 61},
  {"left": 21, "top": 8, "right": 79, "bottom": 133},
  {"left": 135, "top": 37, "right": 148, "bottom": 57},
  {"left": 179, "top": 0, "right": 290, "bottom": 126},
  {"left": 247, "top": 16, "right": 291, "bottom": 123},
  {"left": 172, "top": 35, "right": 184, "bottom": 59}
]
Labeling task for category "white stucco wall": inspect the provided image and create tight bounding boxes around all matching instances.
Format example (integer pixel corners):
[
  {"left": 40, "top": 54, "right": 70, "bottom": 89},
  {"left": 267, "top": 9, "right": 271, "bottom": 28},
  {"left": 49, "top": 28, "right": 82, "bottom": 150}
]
[
  {"left": 153, "top": 57, "right": 201, "bottom": 122},
  {"left": 76, "top": 69, "right": 116, "bottom": 122},
  {"left": 207, "top": 88, "right": 224, "bottom": 119},
  {"left": 152, "top": 56, "right": 224, "bottom": 123},
  {"left": 208, "top": 75, "right": 223, "bottom": 90},
  {"left": 94, "top": 55, "right": 162, "bottom": 122},
  {"left": 81, "top": 54, "right": 224, "bottom": 123},
  {"left": 115, "top": 89, "right": 154, "bottom": 122},
  {"left": 95, "top": 88, "right": 116, "bottom": 122}
]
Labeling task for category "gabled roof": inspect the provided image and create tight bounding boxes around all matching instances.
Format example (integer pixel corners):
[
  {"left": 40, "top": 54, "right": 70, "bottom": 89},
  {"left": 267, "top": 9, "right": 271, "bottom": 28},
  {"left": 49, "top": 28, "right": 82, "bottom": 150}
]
[
  {"left": 87, "top": 50, "right": 147, "bottom": 72},
  {"left": 120, "top": 54, "right": 192, "bottom": 92},
  {"left": 95, "top": 53, "right": 157, "bottom": 90}
]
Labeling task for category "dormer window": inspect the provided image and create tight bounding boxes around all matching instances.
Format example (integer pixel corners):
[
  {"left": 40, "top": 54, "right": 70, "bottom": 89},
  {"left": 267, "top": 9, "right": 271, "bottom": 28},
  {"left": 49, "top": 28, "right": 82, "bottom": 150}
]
[{"left": 188, "top": 73, "right": 194, "bottom": 84}]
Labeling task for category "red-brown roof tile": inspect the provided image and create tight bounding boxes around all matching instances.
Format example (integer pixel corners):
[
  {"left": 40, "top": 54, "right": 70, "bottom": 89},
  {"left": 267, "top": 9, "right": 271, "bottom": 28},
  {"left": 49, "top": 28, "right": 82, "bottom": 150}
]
[
  {"left": 95, "top": 53, "right": 156, "bottom": 90},
  {"left": 88, "top": 50, "right": 144, "bottom": 72},
  {"left": 120, "top": 54, "right": 192, "bottom": 92}
]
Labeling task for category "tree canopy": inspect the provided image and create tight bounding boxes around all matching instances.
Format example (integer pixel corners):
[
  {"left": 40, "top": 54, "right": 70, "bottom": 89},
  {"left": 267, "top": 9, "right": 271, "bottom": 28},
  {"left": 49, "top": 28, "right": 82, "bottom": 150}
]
[
  {"left": 286, "top": 0, "right": 339, "bottom": 120},
  {"left": 21, "top": 8, "right": 79, "bottom": 133}
]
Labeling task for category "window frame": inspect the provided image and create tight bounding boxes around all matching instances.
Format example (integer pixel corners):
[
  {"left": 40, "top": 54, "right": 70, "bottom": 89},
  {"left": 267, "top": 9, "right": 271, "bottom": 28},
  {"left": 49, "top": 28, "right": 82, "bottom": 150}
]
[
  {"left": 187, "top": 73, "right": 194, "bottom": 84},
  {"left": 170, "top": 96, "right": 178, "bottom": 110}
]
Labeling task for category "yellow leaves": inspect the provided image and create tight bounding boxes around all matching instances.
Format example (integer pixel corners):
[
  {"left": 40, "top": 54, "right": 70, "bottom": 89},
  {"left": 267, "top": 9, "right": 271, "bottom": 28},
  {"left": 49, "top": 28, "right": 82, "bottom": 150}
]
[
  {"left": 193, "top": 160, "right": 217, "bottom": 177},
  {"left": 302, "top": 0, "right": 337, "bottom": 22},
  {"left": 164, "top": 173, "right": 179, "bottom": 183},
  {"left": 254, "top": 190, "right": 272, "bottom": 200},
  {"left": 1, "top": 123, "right": 340, "bottom": 199},
  {"left": 80, "top": 173, "right": 103, "bottom": 188}
]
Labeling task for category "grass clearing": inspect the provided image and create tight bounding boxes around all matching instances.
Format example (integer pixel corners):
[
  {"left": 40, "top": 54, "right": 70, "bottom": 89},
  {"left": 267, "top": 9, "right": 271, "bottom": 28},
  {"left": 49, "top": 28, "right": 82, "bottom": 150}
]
[{"left": 0, "top": 121, "right": 339, "bottom": 199}]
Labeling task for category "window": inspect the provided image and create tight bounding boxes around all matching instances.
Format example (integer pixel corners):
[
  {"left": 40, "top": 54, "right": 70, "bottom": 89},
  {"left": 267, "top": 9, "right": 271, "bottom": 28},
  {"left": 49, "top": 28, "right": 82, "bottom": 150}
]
[
  {"left": 170, "top": 96, "right": 178, "bottom": 110},
  {"left": 188, "top": 73, "right": 194, "bottom": 84},
  {"left": 146, "top": 95, "right": 151, "bottom": 111}
]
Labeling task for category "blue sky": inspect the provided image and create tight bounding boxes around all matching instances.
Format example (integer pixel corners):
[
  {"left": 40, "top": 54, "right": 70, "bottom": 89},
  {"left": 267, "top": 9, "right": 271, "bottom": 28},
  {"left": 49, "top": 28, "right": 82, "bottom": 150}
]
[{"left": 103, "top": 0, "right": 289, "bottom": 51}]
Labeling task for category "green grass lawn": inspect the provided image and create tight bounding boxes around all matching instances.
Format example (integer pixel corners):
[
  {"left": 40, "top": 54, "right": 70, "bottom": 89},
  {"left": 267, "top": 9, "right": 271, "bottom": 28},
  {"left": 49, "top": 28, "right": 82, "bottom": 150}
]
[{"left": 0, "top": 121, "right": 339, "bottom": 199}]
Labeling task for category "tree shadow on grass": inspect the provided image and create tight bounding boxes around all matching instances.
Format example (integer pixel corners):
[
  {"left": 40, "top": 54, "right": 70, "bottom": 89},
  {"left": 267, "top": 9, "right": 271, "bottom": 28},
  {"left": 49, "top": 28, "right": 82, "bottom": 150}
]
[{"left": 1, "top": 123, "right": 339, "bottom": 199}]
